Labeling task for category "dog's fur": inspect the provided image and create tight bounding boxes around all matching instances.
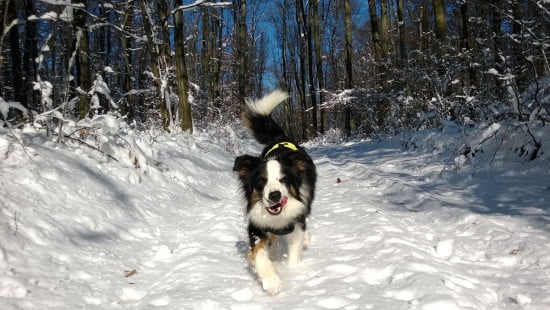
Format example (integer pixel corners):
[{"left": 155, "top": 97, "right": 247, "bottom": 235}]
[{"left": 233, "top": 89, "right": 317, "bottom": 295}]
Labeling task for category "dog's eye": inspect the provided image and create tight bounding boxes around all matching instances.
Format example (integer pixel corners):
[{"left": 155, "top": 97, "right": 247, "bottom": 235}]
[
  {"left": 258, "top": 176, "right": 267, "bottom": 185},
  {"left": 279, "top": 176, "right": 287, "bottom": 183}
]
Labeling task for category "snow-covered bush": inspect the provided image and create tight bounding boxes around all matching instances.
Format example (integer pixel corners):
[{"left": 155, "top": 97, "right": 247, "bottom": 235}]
[
  {"left": 57, "top": 113, "right": 156, "bottom": 173},
  {"left": 0, "top": 97, "right": 28, "bottom": 128},
  {"left": 457, "top": 120, "right": 548, "bottom": 165},
  {"left": 307, "top": 128, "right": 346, "bottom": 146},
  {"left": 3, "top": 63, "right": 157, "bottom": 174},
  {"left": 89, "top": 73, "right": 118, "bottom": 115},
  {"left": 401, "top": 118, "right": 548, "bottom": 172},
  {"left": 398, "top": 75, "right": 549, "bottom": 170}
]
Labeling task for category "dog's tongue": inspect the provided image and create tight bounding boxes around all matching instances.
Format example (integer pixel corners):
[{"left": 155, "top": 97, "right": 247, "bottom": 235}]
[{"left": 267, "top": 196, "right": 288, "bottom": 215}]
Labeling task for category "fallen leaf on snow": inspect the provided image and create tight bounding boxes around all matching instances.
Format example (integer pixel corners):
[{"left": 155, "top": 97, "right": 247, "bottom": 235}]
[{"left": 125, "top": 269, "right": 138, "bottom": 277}]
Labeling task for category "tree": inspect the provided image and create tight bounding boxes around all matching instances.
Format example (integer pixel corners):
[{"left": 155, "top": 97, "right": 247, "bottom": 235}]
[
  {"left": 312, "top": 0, "right": 326, "bottom": 134},
  {"left": 396, "top": 0, "right": 407, "bottom": 67},
  {"left": 233, "top": 0, "right": 248, "bottom": 108},
  {"left": 7, "top": 0, "right": 23, "bottom": 106},
  {"left": 432, "top": 0, "right": 448, "bottom": 58},
  {"left": 139, "top": 0, "right": 173, "bottom": 130},
  {"left": 23, "top": 0, "right": 38, "bottom": 111},
  {"left": 305, "top": 0, "right": 318, "bottom": 135},
  {"left": 174, "top": 0, "right": 192, "bottom": 132},
  {"left": 368, "top": 0, "right": 382, "bottom": 64},
  {"left": 200, "top": 2, "right": 222, "bottom": 116},
  {"left": 74, "top": 0, "right": 92, "bottom": 119},
  {"left": 295, "top": 0, "right": 309, "bottom": 140},
  {"left": 379, "top": 0, "right": 390, "bottom": 63},
  {"left": 459, "top": 0, "right": 476, "bottom": 88},
  {"left": 344, "top": 0, "right": 353, "bottom": 137},
  {"left": 511, "top": 0, "right": 526, "bottom": 89},
  {"left": 120, "top": 1, "right": 135, "bottom": 119},
  {"left": 418, "top": 0, "right": 430, "bottom": 58}
]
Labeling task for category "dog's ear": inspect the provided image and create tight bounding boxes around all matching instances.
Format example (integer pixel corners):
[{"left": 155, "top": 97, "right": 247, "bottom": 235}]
[
  {"left": 288, "top": 152, "right": 307, "bottom": 172},
  {"left": 233, "top": 155, "right": 260, "bottom": 177}
]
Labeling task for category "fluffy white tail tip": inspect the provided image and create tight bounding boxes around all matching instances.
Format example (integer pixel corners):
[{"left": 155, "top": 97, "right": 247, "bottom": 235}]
[{"left": 245, "top": 89, "right": 289, "bottom": 116}]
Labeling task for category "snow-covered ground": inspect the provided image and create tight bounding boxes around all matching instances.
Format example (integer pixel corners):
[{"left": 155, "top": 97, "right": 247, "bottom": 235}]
[{"left": 1, "top": 125, "right": 549, "bottom": 309}]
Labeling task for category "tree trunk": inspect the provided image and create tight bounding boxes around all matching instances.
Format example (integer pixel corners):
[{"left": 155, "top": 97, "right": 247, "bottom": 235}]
[
  {"left": 312, "top": 0, "right": 326, "bottom": 134},
  {"left": 174, "top": 0, "right": 192, "bottom": 132},
  {"left": 379, "top": 0, "right": 390, "bottom": 60},
  {"left": 396, "top": 0, "right": 407, "bottom": 67},
  {"left": 487, "top": 0, "right": 503, "bottom": 95},
  {"left": 296, "top": 0, "right": 309, "bottom": 140},
  {"left": 511, "top": 0, "right": 525, "bottom": 90},
  {"left": 278, "top": 0, "right": 294, "bottom": 138},
  {"left": 139, "top": 0, "right": 170, "bottom": 130},
  {"left": 368, "top": 0, "right": 381, "bottom": 63},
  {"left": 0, "top": 0, "right": 9, "bottom": 94},
  {"left": 23, "top": 0, "right": 38, "bottom": 110},
  {"left": 418, "top": 0, "right": 430, "bottom": 56},
  {"left": 460, "top": 0, "right": 476, "bottom": 87},
  {"left": 74, "top": 0, "right": 92, "bottom": 119},
  {"left": 121, "top": 1, "right": 134, "bottom": 119},
  {"left": 201, "top": 2, "right": 221, "bottom": 113},
  {"left": 344, "top": 0, "right": 353, "bottom": 137},
  {"left": 214, "top": 10, "right": 223, "bottom": 100},
  {"left": 280, "top": 1, "right": 290, "bottom": 90},
  {"left": 8, "top": 0, "right": 24, "bottom": 106},
  {"left": 491, "top": 0, "right": 502, "bottom": 64},
  {"left": 304, "top": 1, "right": 318, "bottom": 135},
  {"left": 233, "top": 0, "right": 248, "bottom": 108},
  {"left": 158, "top": 0, "right": 173, "bottom": 130},
  {"left": 432, "top": 0, "right": 448, "bottom": 58}
]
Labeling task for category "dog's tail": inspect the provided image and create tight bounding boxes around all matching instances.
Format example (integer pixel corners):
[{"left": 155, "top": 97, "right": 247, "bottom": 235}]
[{"left": 242, "top": 89, "right": 289, "bottom": 146}]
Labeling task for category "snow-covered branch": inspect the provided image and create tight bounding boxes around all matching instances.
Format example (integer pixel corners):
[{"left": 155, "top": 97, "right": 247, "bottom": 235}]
[{"left": 171, "top": 0, "right": 232, "bottom": 15}]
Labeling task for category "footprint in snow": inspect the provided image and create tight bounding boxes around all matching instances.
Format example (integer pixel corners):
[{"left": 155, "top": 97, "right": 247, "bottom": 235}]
[
  {"left": 153, "top": 244, "right": 172, "bottom": 261},
  {"left": 316, "top": 296, "right": 350, "bottom": 309},
  {"left": 143, "top": 244, "right": 173, "bottom": 267},
  {"left": 324, "top": 264, "right": 358, "bottom": 277},
  {"left": 119, "top": 287, "right": 145, "bottom": 301},
  {"left": 148, "top": 296, "right": 171, "bottom": 307},
  {"left": 230, "top": 287, "right": 253, "bottom": 302},
  {"left": 432, "top": 239, "right": 454, "bottom": 259},
  {"left": 361, "top": 265, "right": 395, "bottom": 285}
]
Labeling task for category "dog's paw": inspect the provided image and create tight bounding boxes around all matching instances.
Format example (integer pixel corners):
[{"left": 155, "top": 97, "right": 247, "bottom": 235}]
[
  {"left": 287, "top": 256, "right": 302, "bottom": 267},
  {"left": 262, "top": 275, "right": 283, "bottom": 295},
  {"left": 303, "top": 230, "right": 310, "bottom": 249}
]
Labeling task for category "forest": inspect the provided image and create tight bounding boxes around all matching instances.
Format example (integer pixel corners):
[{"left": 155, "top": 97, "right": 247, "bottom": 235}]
[{"left": 0, "top": 0, "right": 548, "bottom": 149}]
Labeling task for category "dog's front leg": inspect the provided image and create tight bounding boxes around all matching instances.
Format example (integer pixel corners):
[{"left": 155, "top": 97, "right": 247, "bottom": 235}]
[
  {"left": 248, "top": 234, "right": 282, "bottom": 295},
  {"left": 286, "top": 225, "right": 306, "bottom": 266}
]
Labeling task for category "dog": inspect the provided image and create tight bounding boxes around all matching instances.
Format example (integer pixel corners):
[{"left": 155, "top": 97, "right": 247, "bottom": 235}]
[{"left": 233, "top": 89, "right": 317, "bottom": 295}]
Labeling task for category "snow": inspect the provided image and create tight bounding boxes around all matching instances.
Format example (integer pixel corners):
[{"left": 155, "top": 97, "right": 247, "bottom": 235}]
[
  {"left": 487, "top": 68, "right": 499, "bottom": 75},
  {"left": 58, "top": 6, "right": 73, "bottom": 23},
  {"left": 1, "top": 125, "right": 549, "bottom": 309},
  {"left": 90, "top": 74, "right": 118, "bottom": 110},
  {"left": 0, "top": 98, "right": 28, "bottom": 121},
  {"left": 38, "top": 11, "right": 58, "bottom": 20}
]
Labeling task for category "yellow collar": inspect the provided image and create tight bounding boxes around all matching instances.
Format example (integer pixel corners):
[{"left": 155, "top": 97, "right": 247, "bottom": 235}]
[{"left": 264, "top": 142, "right": 298, "bottom": 158}]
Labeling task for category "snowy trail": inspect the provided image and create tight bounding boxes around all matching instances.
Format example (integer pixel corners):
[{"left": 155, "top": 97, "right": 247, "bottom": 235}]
[
  {"left": 307, "top": 143, "right": 550, "bottom": 309},
  {"left": 1, "top": 133, "right": 549, "bottom": 309}
]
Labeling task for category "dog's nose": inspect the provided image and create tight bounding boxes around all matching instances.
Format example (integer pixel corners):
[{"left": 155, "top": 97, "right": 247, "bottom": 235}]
[{"left": 268, "top": 191, "right": 281, "bottom": 202}]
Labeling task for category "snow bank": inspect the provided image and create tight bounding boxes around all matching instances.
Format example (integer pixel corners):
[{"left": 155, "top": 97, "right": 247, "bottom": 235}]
[{"left": 400, "top": 119, "right": 550, "bottom": 173}]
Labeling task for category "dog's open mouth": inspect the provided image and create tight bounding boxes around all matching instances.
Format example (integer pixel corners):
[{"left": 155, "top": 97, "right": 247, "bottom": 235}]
[{"left": 266, "top": 196, "right": 288, "bottom": 215}]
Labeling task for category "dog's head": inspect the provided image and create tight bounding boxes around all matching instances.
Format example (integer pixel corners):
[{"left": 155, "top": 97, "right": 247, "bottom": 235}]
[{"left": 233, "top": 150, "right": 311, "bottom": 219}]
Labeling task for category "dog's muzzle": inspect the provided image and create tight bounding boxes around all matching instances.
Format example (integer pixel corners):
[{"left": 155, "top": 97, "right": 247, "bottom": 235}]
[{"left": 266, "top": 192, "right": 288, "bottom": 215}]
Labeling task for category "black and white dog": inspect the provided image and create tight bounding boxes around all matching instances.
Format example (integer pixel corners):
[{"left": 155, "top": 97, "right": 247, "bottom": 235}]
[{"left": 233, "top": 89, "right": 317, "bottom": 295}]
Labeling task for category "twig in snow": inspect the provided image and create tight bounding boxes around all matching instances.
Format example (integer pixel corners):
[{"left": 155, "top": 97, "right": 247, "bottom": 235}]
[
  {"left": 58, "top": 133, "right": 119, "bottom": 162},
  {"left": 13, "top": 211, "right": 18, "bottom": 236}
]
